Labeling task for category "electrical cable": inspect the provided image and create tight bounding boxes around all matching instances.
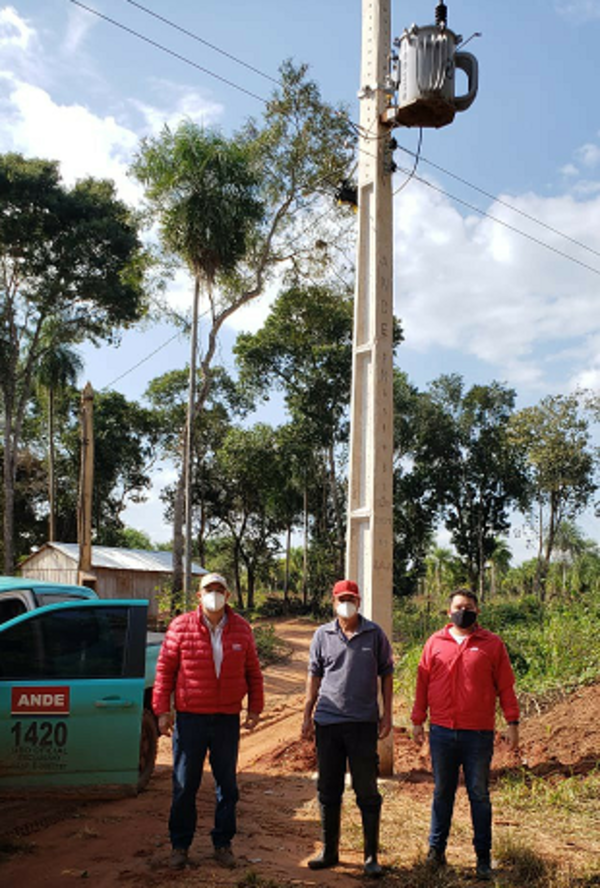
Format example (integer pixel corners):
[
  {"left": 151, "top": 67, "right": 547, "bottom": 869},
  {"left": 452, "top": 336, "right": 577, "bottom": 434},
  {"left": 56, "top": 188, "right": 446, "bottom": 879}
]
[
  {"left": 396, "top": 144, "right": 600, "bottom": 261},
  {"left": 393, "top": 129, "right": 423, "bottom": 196},
  {"left": 352, "top": 140, "right": 600, "bottom": 277},
  {"left": 122, "top": 0, "right": 281, "bottom": 85},
  {"left": 68, "top": 0, "right": 269, "bottom": 104},
  {"left": 69, "top": 1, "right": 358, "bottom": 208},
  {"left": 75, "top": 0, "right": 598, "bottom": 269},
  {"left": 394, "top": 164, "right": 600, "bottom": 279},
  {"left": 102, "top": 329, "right": 184, "bottom": 390}
]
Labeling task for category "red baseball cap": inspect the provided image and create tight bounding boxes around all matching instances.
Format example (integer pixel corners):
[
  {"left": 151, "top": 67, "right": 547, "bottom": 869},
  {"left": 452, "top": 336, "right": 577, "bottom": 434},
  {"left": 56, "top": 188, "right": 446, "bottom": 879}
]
[{"left": 332, "top": 579, "right": 360, "bottom": 598}]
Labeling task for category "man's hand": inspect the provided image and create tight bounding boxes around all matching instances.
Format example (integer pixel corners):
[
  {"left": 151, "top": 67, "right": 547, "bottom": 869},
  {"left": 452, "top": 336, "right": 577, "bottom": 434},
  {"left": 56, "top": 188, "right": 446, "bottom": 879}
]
[
  {"left": 505, "top": 723, "right": 520, "bottom": 750},
  {"left": 158, "top": 713, "right": 174, "bottom": 736},
  {"left": 412, "top": 723, "right": 425, "bottom": 745},
  {"left": 301, "top": 713, "right": 315, "bottom": 741},
  {"left": 378, "top": 712, "right": 392, "bottom": 740},
  {"left": 244, "top": 711, "right": 260, "bottom": 731}
]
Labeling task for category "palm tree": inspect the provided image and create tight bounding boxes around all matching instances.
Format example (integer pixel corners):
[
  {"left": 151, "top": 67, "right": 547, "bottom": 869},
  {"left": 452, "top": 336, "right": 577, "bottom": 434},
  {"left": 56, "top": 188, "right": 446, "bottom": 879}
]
[
  {"left": 425, "top": 546, "right": 457, "bottom": 604},
  {"left": 552, "top": 520, "right": 589, "bottom": 596},
  {"left": 486, "top": 539, "right": 513, "bottom": 598},
  {"left": 36, "top": 336, "right": 83, "bottom": 541},
  {"left": 132, "top": 123, "right": 264, "bottom": 603}
]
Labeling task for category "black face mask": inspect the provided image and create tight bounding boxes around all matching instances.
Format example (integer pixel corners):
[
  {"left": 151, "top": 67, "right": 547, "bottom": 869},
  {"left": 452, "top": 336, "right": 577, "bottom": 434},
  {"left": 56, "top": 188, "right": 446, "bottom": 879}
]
[{"left": 450, "top": 609, "right": 477, "bottom": 629}]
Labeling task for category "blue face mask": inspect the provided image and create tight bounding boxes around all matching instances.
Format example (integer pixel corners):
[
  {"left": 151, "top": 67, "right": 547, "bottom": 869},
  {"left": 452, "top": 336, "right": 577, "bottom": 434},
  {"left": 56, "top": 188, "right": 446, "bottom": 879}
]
[{"left": 450, "top": 609, "right": 477, "bottom": 629}]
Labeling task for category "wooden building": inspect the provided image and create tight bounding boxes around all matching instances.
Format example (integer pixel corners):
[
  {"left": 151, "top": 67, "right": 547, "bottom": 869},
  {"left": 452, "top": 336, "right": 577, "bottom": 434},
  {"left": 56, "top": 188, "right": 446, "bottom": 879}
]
[{"left": 18, "top": 542, "right": 206, "bottom": 623}]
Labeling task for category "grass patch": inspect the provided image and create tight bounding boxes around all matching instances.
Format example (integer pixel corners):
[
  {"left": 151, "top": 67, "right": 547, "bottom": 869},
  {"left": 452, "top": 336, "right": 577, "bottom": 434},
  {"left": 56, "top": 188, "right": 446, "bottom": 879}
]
[
  {"left": 252, "top": 624, "right": 292, "bottom": 667},
  {"left": 496, "top": 768, "right": 600, "bottom": 813},
  {"left": 494, "top": 835, "right": 554, "bottom": 884},
  {"left": 236, "top": 871, "right": 292, "bottom": 888}
]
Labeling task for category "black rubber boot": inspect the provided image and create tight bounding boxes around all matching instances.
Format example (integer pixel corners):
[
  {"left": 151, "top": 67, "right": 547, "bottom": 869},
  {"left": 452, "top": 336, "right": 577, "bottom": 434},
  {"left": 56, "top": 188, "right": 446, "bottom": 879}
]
[
  {"left": 308, "top": 803, "right": 341, "bottom": 869},
  {"left": 361, "top": 807, "right": 383, "bottom": 878}
]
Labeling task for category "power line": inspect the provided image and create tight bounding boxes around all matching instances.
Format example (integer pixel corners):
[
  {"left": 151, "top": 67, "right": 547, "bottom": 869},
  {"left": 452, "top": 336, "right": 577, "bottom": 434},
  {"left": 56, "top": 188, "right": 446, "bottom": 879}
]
[
  {"left": 396, "top": 143, "right": 600, "bottom": 261},
  {"left": 122, "top": 0, "right": 280, "bottom": 85},
  {"left": 394, "top": 165, "right": 600, "bottom": 279},
  {"left": 73, "top": 0, "right": 600, "bottom": 273},
  {"left": 68, "top": 0, "right": 269, "bottom": 104},
  {"left": 102, "top": 329, "right": 183, "bottom": 390}
]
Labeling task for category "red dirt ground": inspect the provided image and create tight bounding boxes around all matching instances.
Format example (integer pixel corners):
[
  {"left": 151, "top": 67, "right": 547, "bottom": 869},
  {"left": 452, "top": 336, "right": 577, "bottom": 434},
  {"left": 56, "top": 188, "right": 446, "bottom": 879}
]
[{"left": 1, "top": 618, "right": 599, "bottom": 887}]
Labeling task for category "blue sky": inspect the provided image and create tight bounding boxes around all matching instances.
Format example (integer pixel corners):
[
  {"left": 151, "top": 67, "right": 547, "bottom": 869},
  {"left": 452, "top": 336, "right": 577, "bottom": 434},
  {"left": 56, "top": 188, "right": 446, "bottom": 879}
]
[{"left": 1, "top": 0, "right": 600, "bottom": 556}]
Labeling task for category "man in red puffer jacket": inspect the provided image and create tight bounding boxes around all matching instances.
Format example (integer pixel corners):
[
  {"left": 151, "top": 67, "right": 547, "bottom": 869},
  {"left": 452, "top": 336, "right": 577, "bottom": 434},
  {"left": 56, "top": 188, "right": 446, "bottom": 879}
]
[{"left": 153, "top": 572, "right": 264, "bottom": 872}]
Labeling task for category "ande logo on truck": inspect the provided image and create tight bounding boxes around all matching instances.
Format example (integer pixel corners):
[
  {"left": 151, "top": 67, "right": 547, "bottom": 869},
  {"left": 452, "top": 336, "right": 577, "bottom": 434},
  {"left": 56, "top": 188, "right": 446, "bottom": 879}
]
[{"left": 11, "top": 686, "right": 70, "bottom": 715}]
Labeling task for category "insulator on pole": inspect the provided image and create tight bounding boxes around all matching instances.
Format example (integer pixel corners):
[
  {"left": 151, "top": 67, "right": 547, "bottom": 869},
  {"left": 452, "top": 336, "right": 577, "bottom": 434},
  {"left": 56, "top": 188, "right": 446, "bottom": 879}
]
[{"left": 435, "top": 2, "right": 448, "bottom": 26}]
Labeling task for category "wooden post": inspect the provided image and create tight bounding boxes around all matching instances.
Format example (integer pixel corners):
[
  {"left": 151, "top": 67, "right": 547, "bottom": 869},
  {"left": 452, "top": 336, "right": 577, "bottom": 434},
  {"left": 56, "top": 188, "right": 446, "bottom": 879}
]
[
  {"left": 78, "top": 382, "right": 94, "bottom": 586},
  {"left": 346, "top": 0, "right": 395, "bottom": 775}
]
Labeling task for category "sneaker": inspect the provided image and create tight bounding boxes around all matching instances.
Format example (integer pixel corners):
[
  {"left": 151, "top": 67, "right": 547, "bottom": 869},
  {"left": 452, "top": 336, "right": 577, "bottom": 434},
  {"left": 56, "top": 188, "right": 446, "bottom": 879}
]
[
  {"left": 476, "top": 857, "right": 493, "bottom": 880},
  {"left": 169, "top": 847, "right": 188, "bottom": 870},
  {"left": 426, "top": 847, "right": 447, "bottom": 869},
  {"left": 213, "top": 845, "right": 236, "bottom": 869}
]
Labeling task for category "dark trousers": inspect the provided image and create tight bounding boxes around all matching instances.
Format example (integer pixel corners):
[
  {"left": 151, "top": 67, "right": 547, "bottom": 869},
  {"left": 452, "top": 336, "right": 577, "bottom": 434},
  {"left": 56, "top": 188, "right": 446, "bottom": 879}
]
[
  {"left": 315, "top": 721, "right": 382, "bottom": 812},
  {"left": 429, "top": 724, "right": 495, "bottom": 857},
  {"left": 169, "top": 712, "right": 240, "bottom": 851}
]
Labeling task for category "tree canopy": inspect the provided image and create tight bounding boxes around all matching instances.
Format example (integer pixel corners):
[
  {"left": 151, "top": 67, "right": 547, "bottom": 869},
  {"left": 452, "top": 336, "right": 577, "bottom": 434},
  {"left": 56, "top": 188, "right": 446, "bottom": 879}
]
[{"left": 0, "top": 152, "right": 148, "bottom": 572}]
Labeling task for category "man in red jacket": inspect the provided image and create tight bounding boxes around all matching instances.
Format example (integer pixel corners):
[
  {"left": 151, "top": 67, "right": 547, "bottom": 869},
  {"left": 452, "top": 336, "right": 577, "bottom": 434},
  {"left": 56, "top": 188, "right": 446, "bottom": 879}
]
[
  {"left": 153, "top": 572, "right": 264, "bottom": 871},
  {"left": 411, "top": 588, "right": 519, "bottom": 881}
]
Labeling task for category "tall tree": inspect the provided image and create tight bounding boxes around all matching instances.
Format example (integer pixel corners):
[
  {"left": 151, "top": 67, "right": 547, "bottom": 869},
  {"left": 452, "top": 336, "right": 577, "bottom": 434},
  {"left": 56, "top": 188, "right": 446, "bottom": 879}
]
[
  {"left": 35, "top": 326, "right": 83, "bottom": 541},
  {"left": 235, "top": 282, "right": 355, "bottom": 582},
  {"left": 0, "top": 153, "right": 147, "bottom": 573},
  {"left": 205, "top": 424, "right": 287, "bottom": 609},
  {"left": 396, "top": 375, "right": 530, "bottom": 596},
  {"left": 510, "top": 393, "right": 598, "bottom": 600},
  {"left": 131, "top": 61, "right": 355, "bottom": 598},
  {"left": 131, "top": 124, "right": 265, "bottom": 598}
]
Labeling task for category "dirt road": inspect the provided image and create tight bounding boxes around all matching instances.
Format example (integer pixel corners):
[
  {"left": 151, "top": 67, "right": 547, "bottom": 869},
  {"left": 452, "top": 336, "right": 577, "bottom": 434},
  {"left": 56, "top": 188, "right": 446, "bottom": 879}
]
[{"left": 1, "top": 618, "right": 599, "bottom": 887}]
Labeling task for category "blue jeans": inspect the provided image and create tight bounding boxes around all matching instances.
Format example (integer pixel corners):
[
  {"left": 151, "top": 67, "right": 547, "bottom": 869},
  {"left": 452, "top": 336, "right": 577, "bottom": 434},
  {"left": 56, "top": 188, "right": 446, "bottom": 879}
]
[
  {"left": 315, "top": 722, "right": 382, "bottom": 813},
  {"left": 169, "top": 712, "right": 240, "bottom": 851},
  {"left": 429, "top": 724, "right": 494, "bottom": 857}
]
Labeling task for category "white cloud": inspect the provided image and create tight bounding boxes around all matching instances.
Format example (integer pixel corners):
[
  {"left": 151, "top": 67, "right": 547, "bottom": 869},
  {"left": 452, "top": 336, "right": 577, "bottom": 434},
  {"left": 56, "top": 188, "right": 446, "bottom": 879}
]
[
  {"left": 394, "top": 175, "right": 600, "bottom": 392},
  {"left": 560, "top": 163, "right": 579, "bottom": 177},
  {"left": 556, "top": 0, "right": 600, "bottom": 21},
  {"left": 131, "top": 78, "right": 223, "bottom": 134},
  {"left": 575, "top": 142, "right": 600, "bottom": 168},
  {"left": 0, "top": 6, "right": 34, "bottom": 49},
  {"left": 568, "top": 333, "right": 600, "bottom": 392},
  {"left": 63, "top": 5, "right": 96, "bottom": 55},
  {"left": 0, "top": 75, "right": 142, "bottom": 202}
]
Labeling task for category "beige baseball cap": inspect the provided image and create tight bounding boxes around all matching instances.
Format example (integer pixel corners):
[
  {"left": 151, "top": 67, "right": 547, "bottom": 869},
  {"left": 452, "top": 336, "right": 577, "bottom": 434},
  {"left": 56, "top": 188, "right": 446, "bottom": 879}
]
[{"left": 199, "top": 572, "right": 228, "bottom": 591}]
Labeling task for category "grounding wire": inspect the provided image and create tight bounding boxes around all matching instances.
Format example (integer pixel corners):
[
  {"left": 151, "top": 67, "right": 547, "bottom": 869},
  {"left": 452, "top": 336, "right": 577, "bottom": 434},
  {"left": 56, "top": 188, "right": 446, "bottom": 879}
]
[{"left": 393, "top": 129, "right": 423, "bottom": 196}]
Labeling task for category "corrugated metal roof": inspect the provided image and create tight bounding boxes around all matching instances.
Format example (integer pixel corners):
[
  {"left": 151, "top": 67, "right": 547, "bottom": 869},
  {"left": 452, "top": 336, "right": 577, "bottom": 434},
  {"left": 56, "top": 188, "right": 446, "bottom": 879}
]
[{"left": 37, "top": 543, "right": 206, "bottom": 575}]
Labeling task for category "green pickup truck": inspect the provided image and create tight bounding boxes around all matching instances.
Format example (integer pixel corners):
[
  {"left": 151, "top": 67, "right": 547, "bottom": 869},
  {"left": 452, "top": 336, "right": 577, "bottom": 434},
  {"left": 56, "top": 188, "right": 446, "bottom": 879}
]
[{"left": 0, "top": 577, "right": 163, "bottom": 794}]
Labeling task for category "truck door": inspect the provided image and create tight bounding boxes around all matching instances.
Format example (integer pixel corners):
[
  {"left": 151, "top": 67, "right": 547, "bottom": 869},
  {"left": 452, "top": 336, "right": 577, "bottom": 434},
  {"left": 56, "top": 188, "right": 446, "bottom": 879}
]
[{"left": 0, "top": 600, "right": 147, "bottom": 792}]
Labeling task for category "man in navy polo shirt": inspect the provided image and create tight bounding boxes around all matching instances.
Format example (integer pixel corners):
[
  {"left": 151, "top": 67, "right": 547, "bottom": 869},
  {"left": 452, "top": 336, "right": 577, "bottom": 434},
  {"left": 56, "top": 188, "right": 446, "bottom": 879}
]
[{"left": 301, "top": 579, "right": 394, "bottom": 878}]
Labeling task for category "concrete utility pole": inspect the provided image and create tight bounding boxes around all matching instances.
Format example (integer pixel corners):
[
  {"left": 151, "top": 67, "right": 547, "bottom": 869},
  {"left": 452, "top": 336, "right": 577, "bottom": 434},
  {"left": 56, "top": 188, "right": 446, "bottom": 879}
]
[
  {"left": 183, "top": 278, "right": 201, "bottom": 609},
  {"left": 346, "top": 0, "right": 395, "bottom": 774},
  {"left": 78, "top": 382, "right": 94, "bottom": 587}
]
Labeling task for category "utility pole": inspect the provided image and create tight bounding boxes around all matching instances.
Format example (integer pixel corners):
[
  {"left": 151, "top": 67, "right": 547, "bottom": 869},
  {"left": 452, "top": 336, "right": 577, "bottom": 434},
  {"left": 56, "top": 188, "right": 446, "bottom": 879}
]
[
  {"left": 346, "top": 0, "right": 395, "bottom": 775},
  {"left": 78, "top": 382, "right": 95, "bottom": 588},
  {"left": 183, "top": 278, "right": 201, "bottom": 609}
]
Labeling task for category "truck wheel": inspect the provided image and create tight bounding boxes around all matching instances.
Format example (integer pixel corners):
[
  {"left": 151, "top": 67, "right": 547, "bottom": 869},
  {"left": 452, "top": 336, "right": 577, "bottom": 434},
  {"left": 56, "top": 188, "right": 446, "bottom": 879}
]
[{"left": 138, "top": 708, "right": 158, "bottom": 791}]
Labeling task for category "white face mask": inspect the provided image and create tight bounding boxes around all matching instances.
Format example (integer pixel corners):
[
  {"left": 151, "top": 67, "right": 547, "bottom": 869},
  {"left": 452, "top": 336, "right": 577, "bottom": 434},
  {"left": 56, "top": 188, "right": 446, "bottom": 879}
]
[
  {"left": 202, "top": 591, "right": 226, "bottom": 613},
  {"left": 336, "top": 600, "right": 358, "bottom": 619}
]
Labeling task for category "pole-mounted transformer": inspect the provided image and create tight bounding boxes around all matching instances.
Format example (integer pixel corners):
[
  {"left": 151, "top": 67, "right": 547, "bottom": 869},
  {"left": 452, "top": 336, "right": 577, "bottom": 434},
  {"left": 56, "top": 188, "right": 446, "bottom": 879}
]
[{"left": 384, "top": 1, "right": 479, "bottom": 129}]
